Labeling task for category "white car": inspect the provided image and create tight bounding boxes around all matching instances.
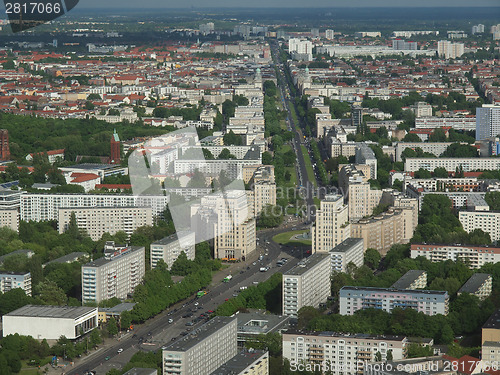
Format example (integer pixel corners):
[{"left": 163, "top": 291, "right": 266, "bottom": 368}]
[
  {"left": 194, "top": 302, "right": 199, "bottom": 306},
  {"left": 168, "top": 318, "right": 173, "bottom": 324},
  {"left": 117, "top": 348, "right": 123, "bottom": 353}
]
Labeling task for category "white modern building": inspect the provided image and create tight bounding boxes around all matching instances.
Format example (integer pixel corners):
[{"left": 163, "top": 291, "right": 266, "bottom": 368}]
[
  {"left": 329, "top": 238, "right": 364, "bottom": 273},
  {"left": 58, "top": 206, "right": 153, "bottom": 241},
  {"left": 339, "top": 286, "right": 449, "bottom": 316},
  {"left": 288, "top": 38, "right": 313, "bottom": 61},
  {"left": 163, "top": 316, "right": 237, "bottom": 375},
  {"left": 282, "top": 253, "right": 331, "bottom": 318},
  {"left": 150, "top": 231, "right": 196, "bottom": 269},
  {"left": 415, "top": 116, "right": 476, "bottom": 131},
  {"left": 209, "top": 350, "right": 269, "bottom": 375},
  {"left": 437, "top": 40, "right": 464, "bottom": 59},
  {"left": 283, "top": 330, "right": 408, "bottom": 374},
  {"left": 81, "top": 245, "right": 145, "bottom": 304},
  {"left": 476, "top": 104, "right": 500, "bottom": 141},
  {"left": 2, "top": 305, "right": 98, "bottom": 340},
  {"left": 0, "top": 271, "right": 31, "bottom": 296},
  {"left": 459, "top": 210, "right": 500, "bottom": 242},
  {"left": 404, "top": 158, "right": 500, "bottom": 173}
]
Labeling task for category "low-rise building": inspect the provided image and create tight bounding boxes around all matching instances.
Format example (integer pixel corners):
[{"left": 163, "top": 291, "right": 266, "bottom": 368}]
[
  {"left": 162, "top": 316, "right": 238, "bottom": 375},
  {"left": 282, "top": 254, "right": 331, "bottom": 318},
  {"left": 391, "top": 270, "right": 427, "bottom": 290},
  {"left": 339, "top": 286, "right": 449, "bottom": 316},
  {"left": 150, "top": 231, "right": 196, "bottom": 269},
  {"left": 210, "top": 350, "right": 269, "bottom": 375},
  {"left": 2, "top": 305, "right": 98, "bottom": 340},
  {"left": 457, "top": 273, "right": 492, "bottom": 301},
  {"left": 482, "top": 309, "right": 500, "bottom": 344},
  {"left": 98, "top": 302, "right": 136, "bottom": 323},
  {"left": 235, "top": 311, "right": 290, "bottom": 348},
  {"left": 329, "top": 238, "right": 364, "bottom": 273}
]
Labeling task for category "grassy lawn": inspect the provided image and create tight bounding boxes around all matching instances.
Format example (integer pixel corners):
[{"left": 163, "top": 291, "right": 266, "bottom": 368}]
[
  {"left": 272, "top": 229, "right": 312, "bottom": 246},
  {"left": 301, "top": 145, "right": 317, "bottom": 188}
]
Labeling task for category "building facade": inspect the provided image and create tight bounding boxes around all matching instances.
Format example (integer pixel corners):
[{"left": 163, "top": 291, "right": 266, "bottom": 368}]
[
  {"left": 282, "top": 254, "right": 331, "bottom": 318},
  {"left": 476, "top": 104, "right": 500, "bottom": 141},
  {"left": 404, "top": 158, "right": 500, "bottom": 173},
  {"left": 339, "top": 286, "right": 449, "bottom": 316},
  {"left": 459, "top": 210, "right": 500, "bottom": 242},
  {"left": 150, "top": 231, "right": 196, "bottom": 269},
  {"left": 81, "top": 245, "right": 145, "bottom": 304},
  {"left": 457, "top": 273, "right": 492, "bottom": 301},
  {"left": 312, "top": 195, "right": 351, "bottom": 253},
  {"left": 329, "top": 238, "right": 364, "bottom": 273},
  {"left": 283, "top": 330, "right": 407, "bottom": 374},
  {"left": 209, "top": 350, "right": 269, "bottom": 375},
  {"left": 58, "top": 206, "right": 153, "bottom": 241},
  {"left": 0, "top": 271, "right": 31, "bottom": 296}
]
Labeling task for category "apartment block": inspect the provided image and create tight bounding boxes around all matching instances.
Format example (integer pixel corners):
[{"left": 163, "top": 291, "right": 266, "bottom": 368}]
[
  {"left": 329, "top": 238, "right": 364, "bottom": 273},
  {"left": 395, "top": 142, "right": 460, "bottom": 162},
  {"left": 282, "top": 254, "right": 331, "bottom": 318},
  {"left": 459, "top": 210, "right": 500, "bottom": 242},
  {"left": 150, "top": 231, "right": 196, "bottom": 269},
  {"left": 409, "top": 102, "right": 432, "bottom": 117},
  {"left": 457, "top": 273, "right": 492, "bottom": 301},
  {"left": 404, "top": 158, "right": 500, "bottom": 173},
  {"left": 476, "top": 104, "right": 500, "bottom": 141},
  {"left": 312, "top": 195, "right": 350, "bottom": 253},
  {"left": 81, "top": 245, "right": 145, "bottom": 304},
  {"left": 209, "top": 350, "right": 269, "bottom": 375},
  {"left": 348, "top": 182, "right": 383, "bottom": 221},
  {"left": 415, "top": 116, "right": 476, "bottom": 131},
  {"left": 0, "top": 271, "right": 31, "bottom": 296},
  {"left": 391, "top": 270, "right": 427, "bottom": 290},
  {"left": 339, "top": 286, "right": 449, "bottom": 316},
  {"left": 350, "top": 208, "right": 410, "bottom": 255},
  {"left": 21, "top": 193, "right": 168, "bottom": 222},
  {"left": 0, "top": 208, "right": 19, "bottom": 232},
  {"left": 58, "top": 206, "right": 153, "bottom": 241},
  {"left": 482, "top": 309, "right": 500, "bottom": 344},
  {"left": 482, "top": 342, "right": 500, "bottom": 363},
  {"left": 355, "top": 144, "right": 377, "bottom": 179},
  {"left": 437, "top": 40, "right": 464, "bottom": 59},
  {"left": 283, "top": 330, "right": 407, "bottom": 374},
  {"left": 162, "top": 316, "right": 237, "bottom": 375},
  {"left": 410, "top": 243, "right": 500, "bottom": 269},
  {"left": 380, "top": 191, "right": 418, "bottom": 242},
  {"left": 236, "top": 312, "right": 290, "bottom": 348}
]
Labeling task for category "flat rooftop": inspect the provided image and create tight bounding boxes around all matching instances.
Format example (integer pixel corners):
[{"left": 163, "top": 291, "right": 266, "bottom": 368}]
[
  {"left": 458, "top": 273, "right": 491, "bottom": 294},
  {"left": 483, "top": 341, "right": 500, "bottom": 348},
  {"left": 65, "top": 163, "right": 119, "bottom": 171},
  {"left": 341, "top": 286, "right": 448, "bottom": 296},
  {"left": 122, "top": 368, "right": 157, "bottom": 375},
  {"left": 83, "top": 246, "right": 144, "bottom": 268},
  {"left": 100, "top": 302, "right": 136, "bottom": 314},
  {"left": 5, "top": 305, "right": 97, "bottom": 319},
  {"left": 284, "top": 253, "right": 329, "bottom": 276},
  {"left": 329, "top": 238, "right": 364, "bottom": 253},
  {"left": 209, "top": 350, "right": 267, "bottom": 375},
  {"left": 391, "top": 270, "right": 427, "bottom": 289},
  {"left": 163, "top": 316, "right": 236, "bottom": 352},
  {"left": 152, "top": 230, "right": 194, "bottom": 246},
  {"left": 43, "top": 252, "right": 87, "bottom": 267},
  {"left": 236, "top": 312, "right": 290, "bottom": 335},
  {"left": 284, "top": 329, "right": 405, "bottom": 342}
]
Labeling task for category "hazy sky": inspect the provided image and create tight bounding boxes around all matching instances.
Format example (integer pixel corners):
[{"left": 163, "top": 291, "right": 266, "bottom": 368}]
[{"left": 78, "top": 0, "right": 500, "bottom": 8}]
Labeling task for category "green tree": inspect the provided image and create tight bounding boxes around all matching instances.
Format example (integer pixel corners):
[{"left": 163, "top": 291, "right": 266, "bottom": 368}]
[
  {"left": 107, "top": 317, "right": 119, "bottom": 336},
  {"left": 364, "top": 248, "right": 382, "bottom": 270},
  {"left": 433, "top": 167, "right": 448, "bottom": 178}
]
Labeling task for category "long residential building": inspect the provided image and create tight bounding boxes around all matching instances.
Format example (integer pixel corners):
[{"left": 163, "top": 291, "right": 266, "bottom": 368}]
[
  {"left": 209, "top": 350, "right": 269, "bottom": 375},
  {"left": 404, "top": 158, "right": 500, "bottom": 173},
  {"left": 339, "top": 286, "right": 449, "bottom": 316},
  {"left": 81, "top": 245, "right": 145, "bottom": 304},
  {"left": 476, "top": 104, "right": 500, "bottom": 140},
  {"left": 459, "top": 210, "right": 500, "bottom": 242},
  {"left": 410, "top": 243, "right": 500, "bottom": 269},
  {"left": 282, "top": 254, "right": 331, "bottom": 318},
  {"left": 312, "top": 194, "right": 351, "bottom": 253},
  {"left": 20, "top": 193, "right": 169, "bottom": 222},
  {"left": 58, "top": 206, "right": 153, "bottom": 241},
  {"left": 282, "top": 330, "right": 408, "bottom": 374},
  {"left": 457, "top": 273, "right": 492, "bottom": 301},
  {"left": 415, "top": 116, "right": 476, "bottom": 131},
  {"left": 162, "top": 316, "right": 238, "bottom": 375},
  {"left": 394, "top": 142, "right": 461, "bottom": 162},
  {"left": 150, "top": 231, "right": 196, "bottom": 269}
]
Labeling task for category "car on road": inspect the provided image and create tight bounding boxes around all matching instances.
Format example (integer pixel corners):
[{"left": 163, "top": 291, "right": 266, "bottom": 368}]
[
  {"left": 105, "top": 356, "right": 110, "bottom": 361},
  {"left": 168, "top": 318, "right": 173, "bottom": 324},
  {"left": 185, "top": 321, "right": 194, "bottom": 326},
  {"left": 117, "top": 348, "right": 123, "bottom": 353},
  {"left": 252, "top": 262, "right": 256, "bottom": 266},
  {"left": 194, "top": 301, "right": 199, "bottom": 306}
]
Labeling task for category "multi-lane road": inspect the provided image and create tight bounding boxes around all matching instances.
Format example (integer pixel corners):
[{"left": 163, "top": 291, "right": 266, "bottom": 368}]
[{"left": 67, "top": 224, "right": 309, "bottom": 375}]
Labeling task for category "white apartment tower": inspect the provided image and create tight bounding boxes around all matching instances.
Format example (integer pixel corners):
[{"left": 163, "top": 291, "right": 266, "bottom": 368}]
[
  {"left": 476, "top": 104, "right": 500, "bottom": 141},
  {"left": 312, "top": 194, "right": 351, "bottom": 253},
  {"left": 437, "top": 40, "right": 464, "bottom": 59}
]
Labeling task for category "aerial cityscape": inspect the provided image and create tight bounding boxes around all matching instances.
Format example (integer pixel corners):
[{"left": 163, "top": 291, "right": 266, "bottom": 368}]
[{"left": 0, "top": 2, "right": 499, "bottom": 375}]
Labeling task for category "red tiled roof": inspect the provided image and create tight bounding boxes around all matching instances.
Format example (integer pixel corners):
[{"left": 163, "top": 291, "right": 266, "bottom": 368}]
[{"left": 70, "top": 173, "right": 100, "bottom": 183}]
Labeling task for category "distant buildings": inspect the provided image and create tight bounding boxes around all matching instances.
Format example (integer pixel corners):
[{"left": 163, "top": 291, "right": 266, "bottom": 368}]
[
  {"left": 0, "top": 271, "right": 31, "bottom": 296},
  {"left": 472, "top": 24, "right": 485, "bottom": 35},
  {"left": 437, "top": 40, "right": 464, "bottom": 59},
  {"left": 282, "top": 253, "right": 331, "bottom": 318},
  {"left": 329, "top": 238, "right": 364, "bottom": 273},
  {"left": 476, "top": 104, "right": 500, "bottom": 141},
  {"left": 325, "top": 29, "right": 335, "bottom": 40},
  {"left": 339, "top": 286, "right": 449, "bottom": 316},
  {"left": 404, "top": 158, "right": 500, "bottom": 173},
  {"left": 392, "top": 39, "right": 418, "bottom": 50},
  {"left": 415, "top": 116, "right": 476, "bottom": 131},
  {"left": 393, "top": 31, "right": 439, "bottom": 38},
  {"left": 81, "top": 244, "right": 145, "bottom": 304},
  {"left": 288, "top": 38, "right": 313, "bottom": 61},
  {"left": 150, "top": 231, "right": 196, "bottom": 269},
  {"left": 311, "top": 194, "right": 350, "bottom": 253},
  {"left": 410, "top": 243, "right": 500, "bottom": 269},
  {"left": 283, "top": 330, "right": 408, "bottom": 373},
  {"left": 199, "top": 22, "right": 215, "bottom": 35},
  {"left": 2, "top": 305, "right": 98, "bottom": 340},
  {"left": 354, "top": 32, "right": 381, "bottom": 38},
  {"left": 459, "top": 210, "right": 500, "bottom": 242},
  {"left": 162, "top": 316, "right": 237, "bottom": 375}
]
